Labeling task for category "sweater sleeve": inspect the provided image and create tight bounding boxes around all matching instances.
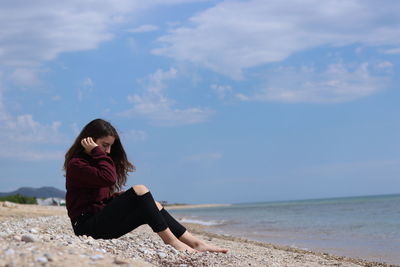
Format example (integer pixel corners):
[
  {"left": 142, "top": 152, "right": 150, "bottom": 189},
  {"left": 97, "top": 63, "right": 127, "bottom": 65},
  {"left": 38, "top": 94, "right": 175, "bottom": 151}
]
[{"left": 67, "top": 146, "right": 117, "bottom": 188}]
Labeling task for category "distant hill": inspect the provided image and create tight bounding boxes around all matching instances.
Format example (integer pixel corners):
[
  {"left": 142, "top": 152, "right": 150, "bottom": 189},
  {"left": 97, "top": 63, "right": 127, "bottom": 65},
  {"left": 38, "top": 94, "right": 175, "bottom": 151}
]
[{"left": 0, "top": 186, "right": 65, "bottom": 198}]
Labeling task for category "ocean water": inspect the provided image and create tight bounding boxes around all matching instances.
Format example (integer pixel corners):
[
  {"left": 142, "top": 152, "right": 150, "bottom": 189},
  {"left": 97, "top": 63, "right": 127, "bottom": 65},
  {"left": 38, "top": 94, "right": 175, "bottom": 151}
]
[{"left": 169, "top": 194, "right": 400, "bottom": 265}]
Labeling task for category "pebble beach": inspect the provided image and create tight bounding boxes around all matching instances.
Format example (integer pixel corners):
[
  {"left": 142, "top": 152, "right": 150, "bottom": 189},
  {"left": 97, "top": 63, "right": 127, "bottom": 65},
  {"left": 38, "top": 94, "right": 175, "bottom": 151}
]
[{"left": 0, "top": 201, "right": 396, "bottom": 267}]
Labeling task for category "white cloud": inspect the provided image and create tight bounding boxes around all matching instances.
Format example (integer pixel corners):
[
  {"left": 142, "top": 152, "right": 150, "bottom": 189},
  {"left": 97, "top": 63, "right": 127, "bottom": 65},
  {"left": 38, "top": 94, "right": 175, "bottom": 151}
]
[
  {"left": 127, "top": 24, "right": 159, "bottom": 33},
  {"left": 382, "top": 48, "right": 400, "bottom": 54},
  {"left": 211, "top": 84, "right": 232, "bottom": 99},
  {"left": 78, "top": 78, "right": 94, "bottom": 101},
  {"left": 0, "top": 0, "right": 207, "bottom": 68},
  {"left": 1, "top": 3, "right": 111, "bottom": 68},
  {"left": 376, "top": 61, "right": 394, "bottom": 69},
  {"left": 122, "top": 68, "right": 213, "bottom": 126},
  {"left": 121, "top": 129, "right": 147, "bottom": 142},
  {"left": 0, "top": 88, "right": 66, "bottom": 161},
  {"left": 10, "top": 68, "right": 43, "bottom": 87},
  {"left": 0, "top": 0, "right": 206, "bottom": 87},
  {"left": 2, "top": 114, "right": 62, "bottom": 143},
  {"left": 236, "top": 63, "right": 387, "bottom": 103},
  {"left": 154, "top": 0, "right": 400, "bottom": 79}
]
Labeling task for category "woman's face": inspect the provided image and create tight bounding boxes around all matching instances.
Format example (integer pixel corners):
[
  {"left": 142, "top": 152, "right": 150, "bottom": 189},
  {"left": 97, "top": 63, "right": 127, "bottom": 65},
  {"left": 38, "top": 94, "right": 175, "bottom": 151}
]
[{"left": 95, "top": 135, "right": 115, "bottom": 154}]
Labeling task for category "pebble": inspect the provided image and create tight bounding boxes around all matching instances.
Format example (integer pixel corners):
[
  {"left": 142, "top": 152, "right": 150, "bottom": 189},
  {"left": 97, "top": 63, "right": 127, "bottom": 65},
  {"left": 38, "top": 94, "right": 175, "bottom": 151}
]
[
  {"left": 96, "top": 248, "right": 106, "bottom": 253},
  {"left": 157, "top": 252, "right": 167, "bottom": 258},
  {"left": 21, "top": 234, "right": 36, "bottom": 243},
  {"left": 44, "top": 253, "right": 54, "bottom": 261},
  {"left": 85, "top": 240, "right": 94, "bottom": 245},
  {"left": 36, "top": 256, "right": 48, "bottom": 263},
  {"left": 114, "top": 257, "right": 128, "bottom": 265},
  {"left": 4, "top": 249, "right": 15, "bottom": 255},
  {"left": 29, "top": 228, "right": 38, "bottom": 234},
  {"left": 138, "top": 247, "right": 147, "bottom": 253},
  {"left": 90, "top": 254, "right": 104, "bottom": 261},
  {"left": 0, "top": 232, "right": 8, "bottom": 237}
]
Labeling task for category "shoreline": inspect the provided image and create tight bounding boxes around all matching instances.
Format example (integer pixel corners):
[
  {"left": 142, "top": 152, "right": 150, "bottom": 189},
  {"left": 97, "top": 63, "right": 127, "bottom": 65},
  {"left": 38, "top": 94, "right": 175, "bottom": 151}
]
[{"left": 1, "top": 202, "right": 398, "bottom": 267}]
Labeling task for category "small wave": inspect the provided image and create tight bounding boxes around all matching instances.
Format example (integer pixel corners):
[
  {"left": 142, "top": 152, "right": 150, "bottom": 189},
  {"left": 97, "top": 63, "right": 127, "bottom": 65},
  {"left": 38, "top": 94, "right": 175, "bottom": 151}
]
[{"left": 179, "top": 217, "right": 225, "bottom": 226}]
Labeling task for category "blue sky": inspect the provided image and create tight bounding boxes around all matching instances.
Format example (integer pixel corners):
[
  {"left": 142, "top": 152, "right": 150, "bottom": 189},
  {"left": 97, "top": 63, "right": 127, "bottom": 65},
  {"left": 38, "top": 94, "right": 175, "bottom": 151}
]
[{"left": 0, "top": 0, "right": 399, "bottom": 204}]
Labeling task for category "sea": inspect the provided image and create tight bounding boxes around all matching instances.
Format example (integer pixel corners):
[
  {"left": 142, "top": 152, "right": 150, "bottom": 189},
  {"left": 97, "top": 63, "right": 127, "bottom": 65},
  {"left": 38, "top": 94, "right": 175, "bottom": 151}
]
[{"left": 169, "top": 194, "right": 400, "bottom": 265}]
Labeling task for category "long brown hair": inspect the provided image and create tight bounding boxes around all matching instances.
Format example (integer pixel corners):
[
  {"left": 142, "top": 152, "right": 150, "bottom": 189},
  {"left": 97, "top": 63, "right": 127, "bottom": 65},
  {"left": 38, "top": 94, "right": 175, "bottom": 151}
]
[{"left": 64, "top": 118, "right": 135, "bottom": 192}]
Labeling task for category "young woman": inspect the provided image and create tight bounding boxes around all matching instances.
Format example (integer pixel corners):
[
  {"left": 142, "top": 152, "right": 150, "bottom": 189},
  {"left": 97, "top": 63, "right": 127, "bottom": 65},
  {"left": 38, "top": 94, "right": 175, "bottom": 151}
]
[{"left": 64, "top": 118, "right": 227, "bottom": 253}]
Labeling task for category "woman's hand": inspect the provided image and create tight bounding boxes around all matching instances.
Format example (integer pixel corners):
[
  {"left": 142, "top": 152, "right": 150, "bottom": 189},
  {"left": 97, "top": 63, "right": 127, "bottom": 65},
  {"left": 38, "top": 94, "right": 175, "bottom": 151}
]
[{"left": 81, "top": 137, "right": 98, "bottom": 154}]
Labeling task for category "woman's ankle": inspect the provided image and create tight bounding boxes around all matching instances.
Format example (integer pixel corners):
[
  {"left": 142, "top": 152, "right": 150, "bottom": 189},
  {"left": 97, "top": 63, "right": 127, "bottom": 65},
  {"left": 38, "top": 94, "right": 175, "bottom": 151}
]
[{"left": 157, "top": 229, "right": 178, "bottom": 244}]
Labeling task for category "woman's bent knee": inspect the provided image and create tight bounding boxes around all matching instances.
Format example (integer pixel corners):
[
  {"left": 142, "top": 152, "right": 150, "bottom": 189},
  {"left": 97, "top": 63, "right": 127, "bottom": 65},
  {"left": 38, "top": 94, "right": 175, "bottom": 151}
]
[
  {"left": 132, "top": 184, "right": 149, "bottom": 196},
  {"left": 155, "top": 201, "right": 163, "bottom": 211}
]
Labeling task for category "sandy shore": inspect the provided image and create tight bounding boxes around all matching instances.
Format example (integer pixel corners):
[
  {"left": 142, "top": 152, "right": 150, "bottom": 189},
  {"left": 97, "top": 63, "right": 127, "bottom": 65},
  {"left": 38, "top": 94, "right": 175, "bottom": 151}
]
[{"left": 0, "top": 201, "right": 397, "bottom": 267}]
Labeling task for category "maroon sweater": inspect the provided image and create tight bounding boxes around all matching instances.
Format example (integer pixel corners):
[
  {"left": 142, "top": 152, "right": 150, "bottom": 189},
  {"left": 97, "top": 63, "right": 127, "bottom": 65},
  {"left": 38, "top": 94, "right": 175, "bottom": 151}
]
[{"left": 65, "top": 146, "right": 122, "bottom": 222}]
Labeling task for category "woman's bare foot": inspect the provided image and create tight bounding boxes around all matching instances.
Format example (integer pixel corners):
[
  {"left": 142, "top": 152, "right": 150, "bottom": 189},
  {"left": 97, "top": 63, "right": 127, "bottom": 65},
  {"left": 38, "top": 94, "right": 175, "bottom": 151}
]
[
  {"left": 169, "top": 239, "right": 197, "bottom": 253},
  {"left": 158, "top": 228, "right": 197, "bottom": 252},
  {"left": 193, "top": 242, "right": 229, "bottom": 253},
  {"left": 178, "top": 231, "right": 228, "bottom": 253}
]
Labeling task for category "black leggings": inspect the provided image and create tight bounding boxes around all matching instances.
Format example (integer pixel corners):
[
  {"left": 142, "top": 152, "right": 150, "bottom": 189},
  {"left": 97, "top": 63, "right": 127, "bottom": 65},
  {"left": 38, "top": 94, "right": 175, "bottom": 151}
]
[{"left": 72, "top": 188, "right": 186, "bottom": 239}]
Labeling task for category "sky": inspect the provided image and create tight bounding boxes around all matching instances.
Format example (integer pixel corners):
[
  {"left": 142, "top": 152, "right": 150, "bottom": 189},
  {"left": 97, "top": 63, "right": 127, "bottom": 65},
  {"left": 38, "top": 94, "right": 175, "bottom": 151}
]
[{"left": 0, "top": 0, "right": 399, "bottom": 204}]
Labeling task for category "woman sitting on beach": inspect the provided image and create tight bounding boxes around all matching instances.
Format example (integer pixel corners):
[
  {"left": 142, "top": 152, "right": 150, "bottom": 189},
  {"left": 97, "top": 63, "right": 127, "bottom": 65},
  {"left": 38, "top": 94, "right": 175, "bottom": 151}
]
[{"left": 64, "top": 118, "right": 228, "bottom": 253}]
